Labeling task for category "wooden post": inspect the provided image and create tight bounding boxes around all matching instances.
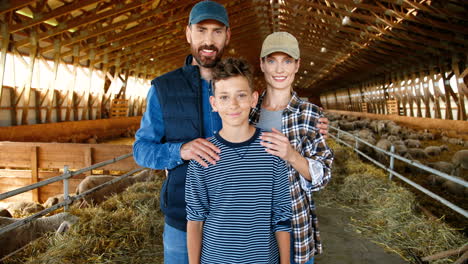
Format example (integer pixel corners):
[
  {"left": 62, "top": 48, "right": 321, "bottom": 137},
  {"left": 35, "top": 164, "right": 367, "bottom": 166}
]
[
  {"left": 35, "top": 89, "right": 42, "bottom": 124},
  {"left": 0, "top": 21, "right": 10, "bottom": 106},
  {"left": 452, "top": 55, "right": 467, "bottom": 120},
  {"left": 9, "top": 86, "right": 17, "bottom": 125},
  {"left": 429, "top": 67, "right": 442, "bottom": 119},
  {"left": 66, "top": 45, "right": 79, "bottom": 121},
  {"left": 47, "top": 39, "right": 61, "bottom": 123},
  {"left": 418, "top": 65, "right": 432, "bottom": 118},
  {"left": 440, "top": 62, "right": 454, "bottom": 120},
  {"left": 31, "top": 146, "right": 39, "bottom": 202},
  {"left": 82, "top": 48, "right": 95, "bottom": 120},
  {"left": 21, "top": 30, "right": 39, "bottom": 125},
  {"left": 84, "top": 146, "right": 92, "bottom": 176}
]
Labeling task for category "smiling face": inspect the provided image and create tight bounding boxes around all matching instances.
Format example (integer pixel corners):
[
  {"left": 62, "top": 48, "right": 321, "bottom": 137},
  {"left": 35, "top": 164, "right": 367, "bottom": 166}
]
[
  {"left": 210, "top": 75, "right": 258, "bottom": 129},
  {"left": 260, "top": 52, "right": 300, "bottom": 91},
  {"left": 186, "top": 19, "right": 231, "bottom": 68}
]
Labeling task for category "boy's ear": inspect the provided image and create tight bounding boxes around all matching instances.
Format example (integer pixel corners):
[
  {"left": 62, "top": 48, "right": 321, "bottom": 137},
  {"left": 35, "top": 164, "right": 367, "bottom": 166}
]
[
  {"left": 251, "top": 91, "right": 259, "bottom": 108},
  {"left": 209, "top": 95, "right": 218, "bottom": 112}
]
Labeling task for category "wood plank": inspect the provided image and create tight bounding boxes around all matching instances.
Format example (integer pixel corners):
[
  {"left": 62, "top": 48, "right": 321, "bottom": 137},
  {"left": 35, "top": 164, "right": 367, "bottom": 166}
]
[{"left": 0, "top": 146, "right": 32, "bottom": 167}]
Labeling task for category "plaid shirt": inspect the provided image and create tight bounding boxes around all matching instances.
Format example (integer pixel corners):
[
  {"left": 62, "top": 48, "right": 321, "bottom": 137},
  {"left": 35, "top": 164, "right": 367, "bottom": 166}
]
[{"left": 250, "top": 91, "right": 333, "bottom": 264}]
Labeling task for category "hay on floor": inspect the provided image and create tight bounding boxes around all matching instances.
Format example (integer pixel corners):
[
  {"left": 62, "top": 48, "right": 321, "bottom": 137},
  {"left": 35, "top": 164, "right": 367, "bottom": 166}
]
[
  {"left": 3, "top": 176, "right": 165, "bottom": 264},
  {"left": 316, "top": 140, "right": 467, "bottom": 264}
]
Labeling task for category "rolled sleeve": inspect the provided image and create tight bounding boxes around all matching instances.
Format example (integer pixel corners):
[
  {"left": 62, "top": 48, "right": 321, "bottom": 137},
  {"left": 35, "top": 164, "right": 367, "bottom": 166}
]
[{"left": 299, "top": 158, "right": 324, "bottom": 190}]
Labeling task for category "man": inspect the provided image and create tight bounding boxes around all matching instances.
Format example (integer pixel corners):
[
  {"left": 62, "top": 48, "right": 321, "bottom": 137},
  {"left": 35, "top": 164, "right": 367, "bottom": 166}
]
[{"left": 133, "top": 1, "right": 329, "bottom": 263}]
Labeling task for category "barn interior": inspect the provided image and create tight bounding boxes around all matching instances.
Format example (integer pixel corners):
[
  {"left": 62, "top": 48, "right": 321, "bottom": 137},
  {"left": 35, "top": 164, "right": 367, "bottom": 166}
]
[{"left": 0, "top": 0, "right": 467, "bottom": 263}]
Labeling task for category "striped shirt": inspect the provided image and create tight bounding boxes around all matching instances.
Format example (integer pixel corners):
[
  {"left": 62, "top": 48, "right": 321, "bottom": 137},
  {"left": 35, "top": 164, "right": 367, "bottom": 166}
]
[
  {"left": 250, "top": 91, "right": 334, "bottom": 264},
  {"left": 185, "top": 128, "right": 292, "bottom": 264}
]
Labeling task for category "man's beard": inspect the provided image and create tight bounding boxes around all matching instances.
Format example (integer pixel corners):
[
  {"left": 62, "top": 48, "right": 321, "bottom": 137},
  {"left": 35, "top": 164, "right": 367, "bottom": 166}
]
[{"left": 191, "top": 44, "right": 224, "bottom": 68}]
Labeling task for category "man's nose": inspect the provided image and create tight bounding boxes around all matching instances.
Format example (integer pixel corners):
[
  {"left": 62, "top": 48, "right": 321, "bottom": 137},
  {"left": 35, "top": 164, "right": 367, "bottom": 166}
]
[{"left": 203, "top": 32, "right": 214, "bottom": 45}]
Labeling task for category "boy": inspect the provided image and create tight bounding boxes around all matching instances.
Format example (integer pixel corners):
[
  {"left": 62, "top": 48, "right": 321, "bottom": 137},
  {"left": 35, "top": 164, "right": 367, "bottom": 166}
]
[{"left": 185, "top": 58, "right": 291, "bottom": 264}]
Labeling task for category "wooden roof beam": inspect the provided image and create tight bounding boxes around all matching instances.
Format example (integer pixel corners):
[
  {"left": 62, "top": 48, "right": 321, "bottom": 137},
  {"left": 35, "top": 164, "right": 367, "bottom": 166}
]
[
  {"left": 14, "top": 0, "right": 152, "bottom": 48},
  {"left": 8, "top": 0, "right": 107, "bottom": 33},
  {"left": 0, "top": 0, "right": 37, "bottom": 15}
]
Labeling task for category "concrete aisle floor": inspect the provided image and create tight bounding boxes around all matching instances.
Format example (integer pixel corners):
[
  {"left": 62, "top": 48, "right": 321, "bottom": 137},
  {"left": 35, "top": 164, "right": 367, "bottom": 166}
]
[{"left": 314, "top": 206, "right": 408, "bottom": 264}]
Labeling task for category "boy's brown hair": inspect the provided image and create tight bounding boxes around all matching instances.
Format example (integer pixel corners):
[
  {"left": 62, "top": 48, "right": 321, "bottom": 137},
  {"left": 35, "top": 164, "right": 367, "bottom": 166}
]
[{"left": 212, "top": 57, "right": 253, "bottom": 92}]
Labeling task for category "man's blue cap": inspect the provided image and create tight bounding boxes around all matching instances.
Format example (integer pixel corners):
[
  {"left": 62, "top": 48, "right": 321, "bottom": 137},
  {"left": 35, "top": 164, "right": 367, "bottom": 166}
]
[{"left": 189, "top": 1, "right": 229, "bottom": 27}]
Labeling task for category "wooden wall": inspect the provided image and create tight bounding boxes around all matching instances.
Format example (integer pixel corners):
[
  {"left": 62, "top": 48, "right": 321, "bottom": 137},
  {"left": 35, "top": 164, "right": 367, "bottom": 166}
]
[{"left": 0, "top": 142, "right": 137, "bottom": 204}]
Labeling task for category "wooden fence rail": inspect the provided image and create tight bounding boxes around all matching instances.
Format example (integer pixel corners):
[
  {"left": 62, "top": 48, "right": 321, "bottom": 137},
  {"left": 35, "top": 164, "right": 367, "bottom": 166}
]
[{"left": 0, "top": 142, "right": 136, "bottom": 203}]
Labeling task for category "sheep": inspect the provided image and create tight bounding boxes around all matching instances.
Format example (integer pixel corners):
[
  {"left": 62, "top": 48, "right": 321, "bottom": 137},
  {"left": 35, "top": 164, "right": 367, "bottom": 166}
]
[
  {"left": 376, "top": 139, "right": 392, "bottom": 151},
  {"left": 451, "top": 150, "right": 468, "bottom": 177},
  {"left": 76, "top": 169, "right": 156, "bottom": 205},
  {"left": 406, "top": 133, "right": 421, "bottom": 140},
  {"left": 0, "top": 208, "right": 12, "bottom": 218},
  {"left": 387, "top": 135, "right": 400, "bottom": 142},
  {"left": 338, "top": 120, "right": 355, "bottom": 131},
  {"left": 406, "top": 148, "right": 429, "bottom": 160},
  {"left": 423, "top": 145, "right": 448, "bottom": 157},
  {"left": 356, "top": 136, "right": 376, "bottom": 155},
  {"left": 421, "top": 131, "right": 434, "bottom": 140},
  {"left": 387, "top": 124, "right": 401, "bottom": 135},
  {"left": 0, "top": 212, "right": 79, "bottom": 259},
  {"left": 404, "top": 139, "right": 421, "bottom": 148},
  {"left": 427, "top": 174, "right": 444, "bottom": 186},
  {"left": 393, "top": 144, "right": 408, "bottom": 156},
  {"left": 448, "top": 138, "right": 463, "bottom": 145},
  {"left": 426, "top": 161, "right": 454, "bottom": 175},
  {"left": 442, "top": 179, "right": 466, "bottom": 196},
  {"left": 6, "top": 202, "right": 45, "bottom": 217},
  {"left": 43, "top": 194, "right": 65, "bottom": 208},
  {"left": 354, "top": 119, "right": 370, "bottom": 129},
  {"left": 393, "top": 140, "right": 405, "bottom": 146}
]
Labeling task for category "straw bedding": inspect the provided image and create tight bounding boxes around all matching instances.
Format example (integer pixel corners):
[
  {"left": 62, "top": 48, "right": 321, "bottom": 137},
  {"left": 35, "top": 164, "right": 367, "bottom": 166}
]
[
  {"left": 315, "top": 140, "right": 467, "bottom": 263},
  {"left": 3, "top": 176, "right": 165, "bottom": 264}
]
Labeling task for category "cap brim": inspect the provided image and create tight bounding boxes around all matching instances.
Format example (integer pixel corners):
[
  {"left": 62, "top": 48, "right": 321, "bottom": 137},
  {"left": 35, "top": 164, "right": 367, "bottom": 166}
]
[
  {"left": 190, "top": 15, "right": 229, "bottom": 27},
  {"left": 261, "top": 47, "right": 299, "bottom": 60}
]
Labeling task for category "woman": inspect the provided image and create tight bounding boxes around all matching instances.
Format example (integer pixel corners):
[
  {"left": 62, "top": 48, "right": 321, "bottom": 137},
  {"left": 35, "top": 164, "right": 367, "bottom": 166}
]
[{"left": 250, "top": 32, "right": 334, "bottom": 264}]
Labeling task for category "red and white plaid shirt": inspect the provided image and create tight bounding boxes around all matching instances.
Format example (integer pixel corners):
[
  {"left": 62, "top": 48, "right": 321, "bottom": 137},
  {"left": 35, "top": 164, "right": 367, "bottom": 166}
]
[{"left": 250, "top": 91, "right": 334, "bottom": 264}]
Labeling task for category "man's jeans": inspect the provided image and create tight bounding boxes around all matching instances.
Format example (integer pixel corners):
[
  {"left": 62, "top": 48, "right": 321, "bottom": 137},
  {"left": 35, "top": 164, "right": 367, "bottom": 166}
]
[{"left": 163, "top": 223, "right": 188, "bottom": 264}]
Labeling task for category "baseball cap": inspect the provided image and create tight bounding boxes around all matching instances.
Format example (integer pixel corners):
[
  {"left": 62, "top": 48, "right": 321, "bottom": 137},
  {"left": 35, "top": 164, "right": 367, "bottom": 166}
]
[
  {"left": 189, "top": 1, "right": 229, "bottom": 27},
  {"left": 260, "top": 32, "right": 300, "bottom": 59}
]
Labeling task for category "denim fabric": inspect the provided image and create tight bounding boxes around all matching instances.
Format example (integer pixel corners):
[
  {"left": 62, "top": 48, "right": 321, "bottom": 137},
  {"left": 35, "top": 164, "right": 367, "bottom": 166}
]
[
  {"left": 201, "top": 79, "right": 222, "bottom": 137},
  {"left": 163, "top": 223, "right": 188, "bottom": 264},
  {"left": 133, "top": 81, "right": 222, "bottom": 171},
  {"left": 291, "top": 232, "right": 314, "bottom": 264}
]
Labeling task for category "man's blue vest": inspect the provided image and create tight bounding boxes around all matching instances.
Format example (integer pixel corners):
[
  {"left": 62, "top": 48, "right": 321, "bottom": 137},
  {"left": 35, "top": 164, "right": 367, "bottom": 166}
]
[{"left": 152, "top": 55, "right": 203, "bottom": 231}]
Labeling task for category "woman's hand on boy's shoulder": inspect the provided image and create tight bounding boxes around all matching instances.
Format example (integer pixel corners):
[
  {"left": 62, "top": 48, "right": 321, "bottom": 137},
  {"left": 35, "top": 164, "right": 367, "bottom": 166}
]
[
  {"left": 181, "top": 138, "right": 221, "bottom": 168},
  {"left": 260, "top": 128, "right": 296, "bottom": 162}
]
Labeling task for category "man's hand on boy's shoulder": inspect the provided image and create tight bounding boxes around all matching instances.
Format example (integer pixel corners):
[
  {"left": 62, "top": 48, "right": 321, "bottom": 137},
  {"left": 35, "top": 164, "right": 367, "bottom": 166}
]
[
  {"left": 181, "top": 138, "right": 221, "bottom": 168},
  {"left": 317, "top": 117, "right": 329, "bottom": 139}
]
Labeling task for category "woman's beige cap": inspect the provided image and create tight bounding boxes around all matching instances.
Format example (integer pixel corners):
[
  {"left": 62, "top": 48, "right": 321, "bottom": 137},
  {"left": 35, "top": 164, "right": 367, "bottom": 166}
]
[{"left": 260, "top": 32, "right": 300, "bottom": 59}]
